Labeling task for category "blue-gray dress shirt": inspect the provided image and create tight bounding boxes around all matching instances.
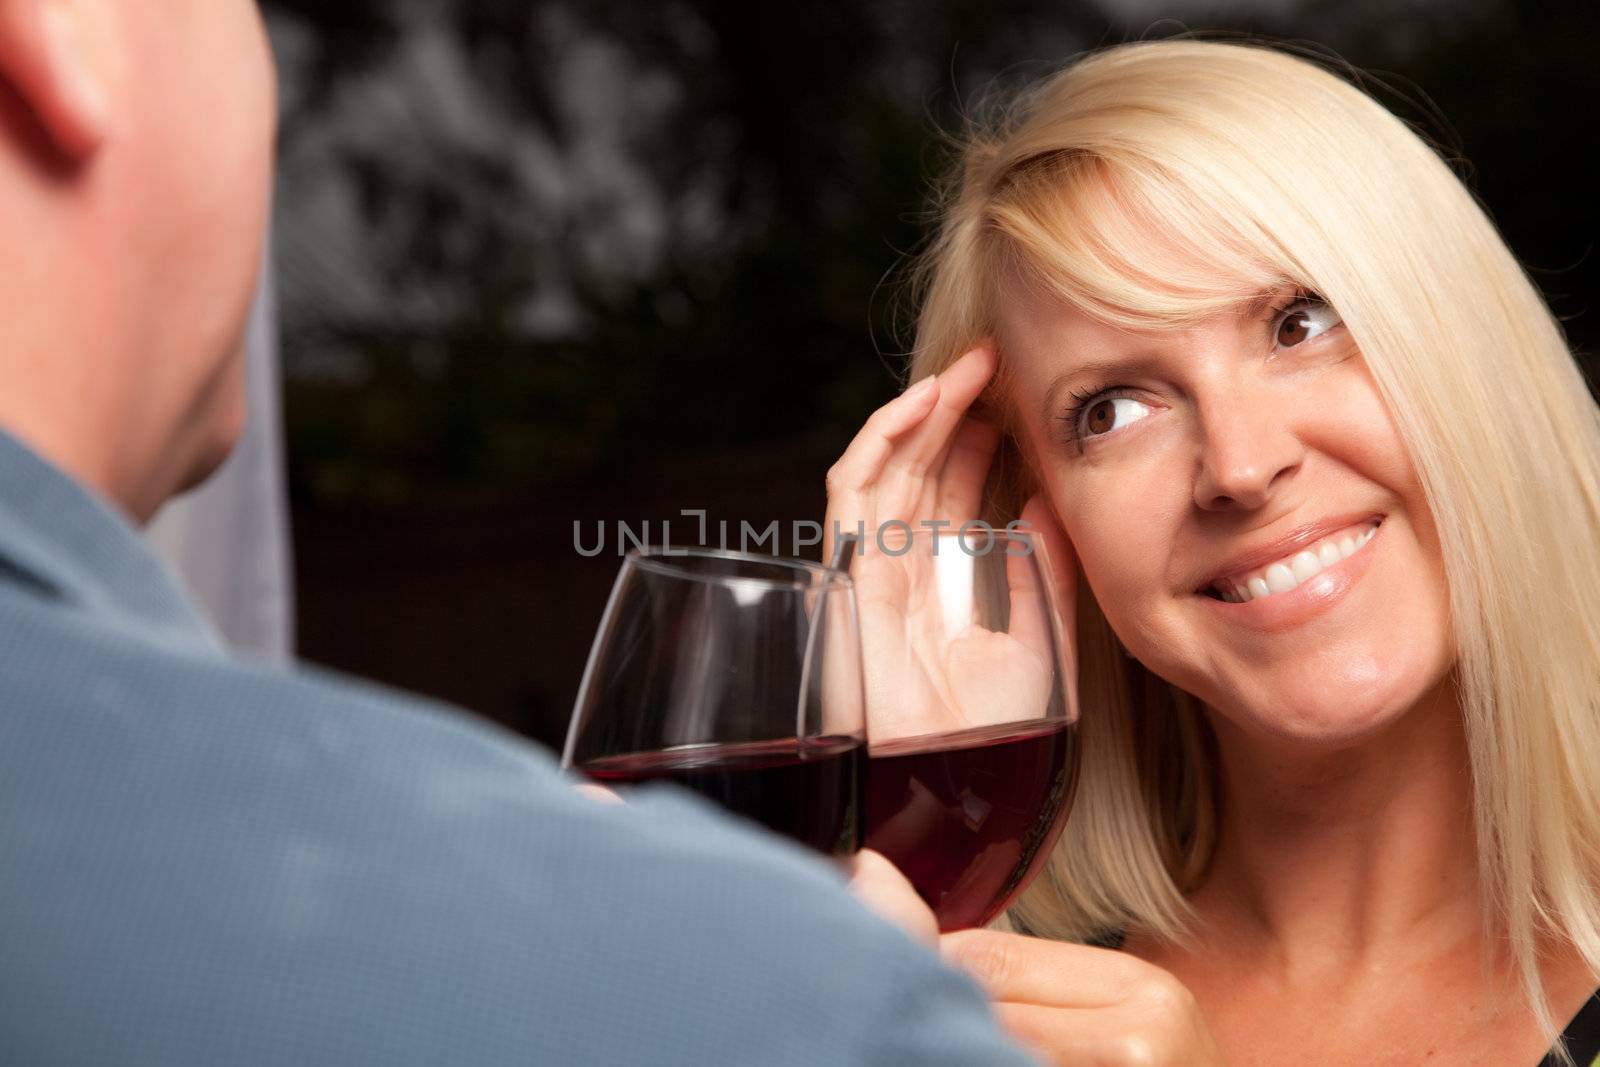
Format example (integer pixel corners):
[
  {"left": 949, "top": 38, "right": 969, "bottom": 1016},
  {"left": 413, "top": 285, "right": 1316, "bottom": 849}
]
[{"left": 0, "top": 428, "right": 1038, "bottom": 1065}]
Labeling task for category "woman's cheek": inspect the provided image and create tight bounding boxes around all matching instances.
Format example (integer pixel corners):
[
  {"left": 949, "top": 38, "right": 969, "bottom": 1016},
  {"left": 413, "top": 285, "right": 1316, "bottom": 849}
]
[{"left": 1056, "top": 489, "right": 1137, "bottom": 607}]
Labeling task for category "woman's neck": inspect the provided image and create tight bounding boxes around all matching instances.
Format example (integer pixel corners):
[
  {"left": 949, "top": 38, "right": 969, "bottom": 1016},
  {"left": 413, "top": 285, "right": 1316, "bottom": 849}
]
[
  {"left": 1129, "top": 681, "right": 1600, "bottom": 1067},
  {"left": 1191, "top": 677, "right": 1482, "bottom": 982}
]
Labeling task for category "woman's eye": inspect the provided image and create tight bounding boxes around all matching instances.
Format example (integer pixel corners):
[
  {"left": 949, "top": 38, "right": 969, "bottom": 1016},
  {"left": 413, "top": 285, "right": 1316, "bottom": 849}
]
[
  {"left": 1074, "top": 393, "right": 1153, "bottom": 441},
  {"left": 1274, "top": 297, "right": 1342, "bottom": 349}
]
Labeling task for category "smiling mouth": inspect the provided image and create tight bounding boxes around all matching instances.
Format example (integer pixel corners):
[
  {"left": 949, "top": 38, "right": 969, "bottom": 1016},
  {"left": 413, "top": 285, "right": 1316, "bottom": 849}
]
[{"left": 1199, "top": 518, "right": 1383, "bottom": 603}]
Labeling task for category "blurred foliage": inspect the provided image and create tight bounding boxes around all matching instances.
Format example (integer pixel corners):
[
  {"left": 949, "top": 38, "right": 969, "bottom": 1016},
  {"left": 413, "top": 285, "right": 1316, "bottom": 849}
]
[{"left": 266, "top": 0, "right": 1597, "bottom": 511}]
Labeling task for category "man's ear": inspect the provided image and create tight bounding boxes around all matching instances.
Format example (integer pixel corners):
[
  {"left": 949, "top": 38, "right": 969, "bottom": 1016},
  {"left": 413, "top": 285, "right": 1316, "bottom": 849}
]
[{"left": 0, "top": 0, "right": 106, "bottom": 162}]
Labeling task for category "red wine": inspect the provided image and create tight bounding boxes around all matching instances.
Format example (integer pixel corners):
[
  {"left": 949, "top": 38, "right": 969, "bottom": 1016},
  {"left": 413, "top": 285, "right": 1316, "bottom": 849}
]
[
  {"left": 865, "top": 719, "right": 1075, "bottom": 931},
  {"left": 581, "top": 735, "right": 863, "bottom": 855}
]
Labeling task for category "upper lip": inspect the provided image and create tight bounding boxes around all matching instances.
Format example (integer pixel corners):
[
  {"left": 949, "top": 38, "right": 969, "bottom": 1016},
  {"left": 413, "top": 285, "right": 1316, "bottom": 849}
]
[{"left": 1193, "top": 512, "right": 1383, "bottom": 592}]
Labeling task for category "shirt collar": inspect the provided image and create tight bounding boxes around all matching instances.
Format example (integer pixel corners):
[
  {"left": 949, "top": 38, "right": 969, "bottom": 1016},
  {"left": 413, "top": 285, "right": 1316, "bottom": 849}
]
[{"left": 0, "top": 427, "right": 226, "bottom": 656}]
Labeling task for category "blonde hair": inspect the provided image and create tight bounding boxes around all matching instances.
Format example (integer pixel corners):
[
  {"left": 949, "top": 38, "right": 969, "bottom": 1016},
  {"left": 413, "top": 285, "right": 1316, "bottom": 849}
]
[{"left": 905, "top": 37, "right": 1600, "bottom": 1053}]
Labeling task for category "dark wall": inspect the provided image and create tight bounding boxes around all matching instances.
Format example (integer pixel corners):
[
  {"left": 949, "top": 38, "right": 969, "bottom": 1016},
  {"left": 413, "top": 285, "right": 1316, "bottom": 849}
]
[{"left": 270, "top": 0, "right": 1599, "bottom": 748}]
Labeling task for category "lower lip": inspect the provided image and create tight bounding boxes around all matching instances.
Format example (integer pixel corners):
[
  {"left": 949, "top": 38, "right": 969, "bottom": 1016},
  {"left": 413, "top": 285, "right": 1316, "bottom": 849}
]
[{"left": 1195, "top": 520, "right": 1383, "bottom": 633}]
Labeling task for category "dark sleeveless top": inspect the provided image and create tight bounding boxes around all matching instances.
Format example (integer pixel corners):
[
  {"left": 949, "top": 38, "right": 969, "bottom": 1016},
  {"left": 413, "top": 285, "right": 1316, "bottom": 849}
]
[
  {"left": 1541, "top": 994, "right": 1600, "bottom": 1067},
  {"left": 1085, "top": 930, "right": 1600, "bottom": 1065}
]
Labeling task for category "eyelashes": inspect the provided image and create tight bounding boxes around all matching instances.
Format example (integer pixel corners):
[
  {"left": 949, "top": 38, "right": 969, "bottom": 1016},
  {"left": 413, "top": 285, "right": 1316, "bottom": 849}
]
[
  {"left": 1056, "top": 291, "right": 1343, "bottom": 449},
  {"left": 1060, "top": 388, "right": 1144, "bottom": 444},
  {"left": 1270, "top": 291, "right": 1341, "bottom": 349}
]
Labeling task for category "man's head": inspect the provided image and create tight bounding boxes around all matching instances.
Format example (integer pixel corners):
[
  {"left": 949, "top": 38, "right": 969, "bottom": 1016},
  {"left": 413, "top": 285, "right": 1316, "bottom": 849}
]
[{"left": 0, "top": 0, "right": 276, "bottom": 522}]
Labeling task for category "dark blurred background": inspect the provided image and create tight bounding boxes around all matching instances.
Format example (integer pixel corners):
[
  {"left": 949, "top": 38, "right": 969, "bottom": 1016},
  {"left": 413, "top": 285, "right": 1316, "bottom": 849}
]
[{"left": 263, "top": 0, "right": 1598, "bottom": 748}]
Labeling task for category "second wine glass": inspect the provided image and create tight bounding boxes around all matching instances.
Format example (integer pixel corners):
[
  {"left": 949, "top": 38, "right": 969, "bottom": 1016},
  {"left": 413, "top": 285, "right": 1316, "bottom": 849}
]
[{"left": 854, "top": 524, "right": 1079, "bottom": 930}]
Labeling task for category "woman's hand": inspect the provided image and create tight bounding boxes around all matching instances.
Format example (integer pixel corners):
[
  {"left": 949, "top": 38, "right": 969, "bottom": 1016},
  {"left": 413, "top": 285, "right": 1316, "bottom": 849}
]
[
  {"left": 941, "top": 929, "right": 1229, "bottom": 1066},
  {"left": 821, "top": 344, "right": 1078, "bottom": 741},
  {"left": 841, "top": 848, "right": 939, "bottom": 948},
  {"left": 572, "top": 781, "right": 623, "bottom": 805},
  {"left": 844, "top": 850, "right": 1225, "bottom": 1065}
]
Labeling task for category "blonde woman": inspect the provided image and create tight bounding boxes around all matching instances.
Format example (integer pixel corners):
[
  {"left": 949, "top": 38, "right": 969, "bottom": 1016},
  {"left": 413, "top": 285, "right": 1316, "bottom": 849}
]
[{"left": 823, "top": 38, "right": 1600, "bottom": 1066}]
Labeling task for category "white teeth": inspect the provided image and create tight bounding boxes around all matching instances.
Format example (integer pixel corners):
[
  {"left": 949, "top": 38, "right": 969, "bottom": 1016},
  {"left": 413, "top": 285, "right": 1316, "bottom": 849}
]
[
  {"left": 1289, "top": 550, "right": 1321, "bottom": 582},
  {"left": 1211, "top": 520, "right": 1379, "bottom": 604},
  {"left": 1264, "top": 562, "right": 1298, "bottom": 594}
]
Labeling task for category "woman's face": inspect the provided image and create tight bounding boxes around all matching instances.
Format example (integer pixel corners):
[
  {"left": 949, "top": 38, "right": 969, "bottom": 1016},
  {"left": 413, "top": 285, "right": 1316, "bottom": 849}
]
[{"left": 998, "top": 279, "right": 1455, "bottom": 745}]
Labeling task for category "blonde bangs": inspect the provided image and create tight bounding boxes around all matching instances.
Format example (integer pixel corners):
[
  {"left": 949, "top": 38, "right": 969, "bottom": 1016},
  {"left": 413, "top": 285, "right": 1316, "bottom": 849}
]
[{"left": 985, "top": 151, "right": 1292, "bottom": 331}]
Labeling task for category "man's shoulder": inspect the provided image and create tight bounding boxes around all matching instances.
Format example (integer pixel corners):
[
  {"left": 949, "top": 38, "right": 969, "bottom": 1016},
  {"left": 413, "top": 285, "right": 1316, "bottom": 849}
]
[
  {"left": 0, "top": 583, "right": 816, "bottom": 890},
  {"left": 0, "top": 580, "right": 551, "bottom": 788},
  {"left": 0, "top": 591, "right": 1035, "bottom": 1065}
]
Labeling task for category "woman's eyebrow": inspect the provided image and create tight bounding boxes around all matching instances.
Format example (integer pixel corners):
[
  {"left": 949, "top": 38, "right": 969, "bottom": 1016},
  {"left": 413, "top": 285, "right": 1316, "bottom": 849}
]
[
  {"left": 1040, "top": 350, "right": 1170, "bottom": 419},
  {"left": 1239, "top": 283, "right": 1301, "bottom": 320}
]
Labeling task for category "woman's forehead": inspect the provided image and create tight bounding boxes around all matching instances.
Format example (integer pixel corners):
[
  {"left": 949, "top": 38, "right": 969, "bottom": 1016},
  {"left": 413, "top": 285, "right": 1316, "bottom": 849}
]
[
  {"left": 996, "top": 270, "right": 1292, "bottom": 353},
  {"left": 995, "top": 277, "right": 1301, "bottom": 420}
]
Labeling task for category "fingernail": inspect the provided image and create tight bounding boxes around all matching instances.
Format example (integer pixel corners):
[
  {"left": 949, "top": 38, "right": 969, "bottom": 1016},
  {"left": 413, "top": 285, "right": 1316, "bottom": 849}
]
[{"left": 902, "top": 377, "right": 937, "bottom": 403}]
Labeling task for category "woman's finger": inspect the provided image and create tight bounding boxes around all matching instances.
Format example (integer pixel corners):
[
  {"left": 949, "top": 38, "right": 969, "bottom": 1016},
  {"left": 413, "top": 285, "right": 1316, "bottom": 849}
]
[
  {"left": 940, "top": 929, "right": 1149, "bottom": 1007},
  {"left": 572, "top": 782, "right": 624, "bottom": 805},
  {"left": 843, "top": 848, "right": 939, "bottom": 948},
  {"left": 934, "top": 415, "right": 1003, "bottom": 522},
  {"left": 825, "top": 376, "right": 941, "bottom": 497},
  {"left": 990, "top": 1001, "right": 1191, "bottom": 1067},
  {"left": 822, "top": 376, "right": 942, "bottom": 562},
  {"left": 822, "top": 344, "right": 996, "bottom": 564},
  {"left": 991, "top": 991, "right": 1227, "bottom": 1067},
  {"left": 988, "top": 1002, "right": 1108, "bottom": 1067},
  {"left": 887, "top": 343, "right": 997, "bottom": 480}
]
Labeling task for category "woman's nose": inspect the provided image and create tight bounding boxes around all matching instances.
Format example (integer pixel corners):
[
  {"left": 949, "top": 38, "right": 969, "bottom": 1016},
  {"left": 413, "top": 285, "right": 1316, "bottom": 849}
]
[{"left": 1191, "top": 384, "right": 1305, "bottom": 512}]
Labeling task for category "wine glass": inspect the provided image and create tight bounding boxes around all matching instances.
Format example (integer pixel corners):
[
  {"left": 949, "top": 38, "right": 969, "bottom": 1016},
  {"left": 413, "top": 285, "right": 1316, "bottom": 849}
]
[
  {"left": 562, "top": 546, "right": 866, "bottom": 856},
  {"left": 854, "top": 523, "right": 1079, "bottom": 930}
]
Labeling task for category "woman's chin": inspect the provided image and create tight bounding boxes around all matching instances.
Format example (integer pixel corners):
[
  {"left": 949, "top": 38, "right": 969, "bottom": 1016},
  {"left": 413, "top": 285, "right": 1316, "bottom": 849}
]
[
  {"left": 1203, "top": 667, "right": 1440, "bottom": 750},
  {"left": 1230, "top": 703, "right": 1404, "bottom": 750}
]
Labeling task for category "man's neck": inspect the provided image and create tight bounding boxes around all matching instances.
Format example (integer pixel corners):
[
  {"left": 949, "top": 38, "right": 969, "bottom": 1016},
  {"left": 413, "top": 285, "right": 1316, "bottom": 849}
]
[{"left": 0, "top": 395, "right": 159, "bottom": 525}]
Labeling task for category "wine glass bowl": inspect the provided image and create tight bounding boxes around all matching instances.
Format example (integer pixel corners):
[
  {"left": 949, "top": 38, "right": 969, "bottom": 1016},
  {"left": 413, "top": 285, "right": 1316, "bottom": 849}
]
[{"left": 563, "top": 547, "right": 866, "bottom": 856}]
